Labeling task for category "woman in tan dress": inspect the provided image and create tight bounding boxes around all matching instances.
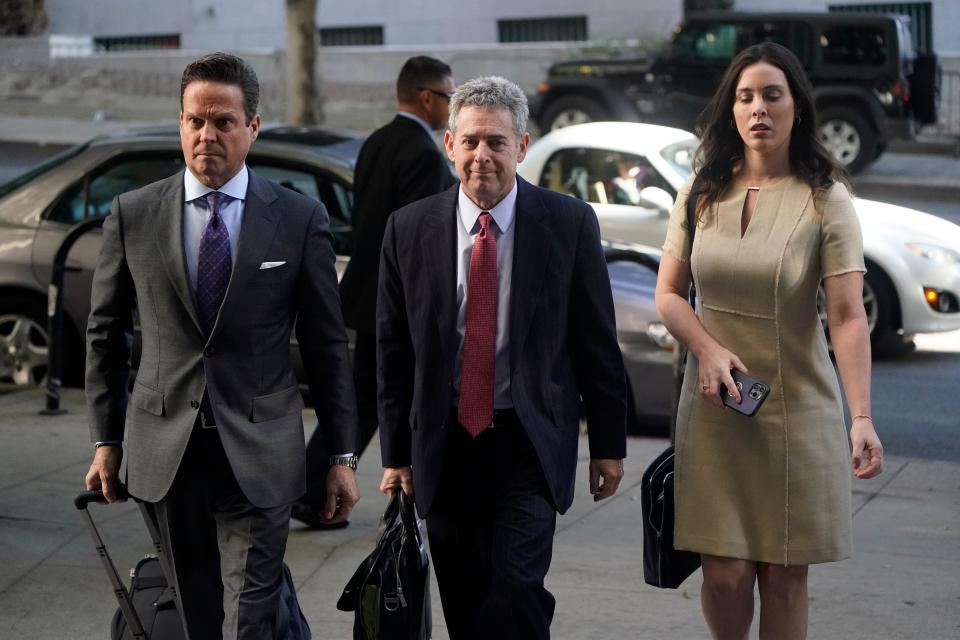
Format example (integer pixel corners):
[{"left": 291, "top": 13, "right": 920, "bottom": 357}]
[{"left": 655, "top": 43, "right": 884, "bottom": 639}]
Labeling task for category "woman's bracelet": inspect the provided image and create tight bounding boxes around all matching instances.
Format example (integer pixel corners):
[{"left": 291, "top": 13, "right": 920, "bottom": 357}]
[{"left": 852, "top": 414, "right": 873, "bottom": 423}]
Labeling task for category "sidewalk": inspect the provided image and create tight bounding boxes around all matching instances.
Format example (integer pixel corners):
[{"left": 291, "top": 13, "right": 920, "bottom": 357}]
[{"left": 0, "top": 387, "right": 957, "bottom": 639}]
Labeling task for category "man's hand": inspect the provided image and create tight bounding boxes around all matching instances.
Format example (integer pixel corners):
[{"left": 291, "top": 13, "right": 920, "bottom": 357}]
[
  {"left": 321, "top": 466, "right": 360, "bottom": 524},
  {"left": 380, "top": 467, "right": 414, "bottom": 498},
  {"left": 589, "top": 458, "right": 624, "bottom": 502},
  {"left": 84, "top": 445, "right": 125, "bottom": 504}
]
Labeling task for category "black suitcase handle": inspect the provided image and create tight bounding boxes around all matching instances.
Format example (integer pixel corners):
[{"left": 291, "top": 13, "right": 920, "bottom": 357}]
[
  {"left": 75, "top": 487, "right": 178, "bottom": 640},
  {"left": 74, "top": 486, "right": 130, "bottom": 510}
]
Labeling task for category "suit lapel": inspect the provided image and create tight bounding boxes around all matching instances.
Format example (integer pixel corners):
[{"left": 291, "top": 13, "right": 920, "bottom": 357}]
[
  {"left": 207, "top": 169, "right": 280, "bottom": 343},
  {"left": 421, "top": 185, "right": 459, "bottom": 374},
  {"left": 156, "top": 172, "right": 205, "bottom": 335},
  {"left": 509, "top": 177, "right": 552, "bottom": 370}
]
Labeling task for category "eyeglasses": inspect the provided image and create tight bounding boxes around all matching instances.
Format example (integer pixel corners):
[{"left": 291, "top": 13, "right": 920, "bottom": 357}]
[{"left": 418, "top": 87, "right": 454, "bottom": 102}]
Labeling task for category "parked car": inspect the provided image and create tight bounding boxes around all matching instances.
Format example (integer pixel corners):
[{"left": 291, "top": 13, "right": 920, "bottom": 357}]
[
  {"left": 518, "top": 122, "right": 960, "bottom": 355},
  {"left": 530, "top": 11, "right": 940, "bottom": 174},
  {"left": 603, "top": 242, "right": 674, "bottom": 433},
  {"left": 0, "top": 127, "right": 361, "bottom": 389},
  {"left": 0, "top": 127, "right": 674, "bottom": 432}
]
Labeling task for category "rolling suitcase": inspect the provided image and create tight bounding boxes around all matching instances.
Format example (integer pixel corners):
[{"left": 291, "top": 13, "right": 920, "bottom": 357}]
[
  {"left": 76, "top": 489, "right": 312, "bottom": 640},
  {"left": 74, "top": 489, "right": 186, "bottom": 640}
]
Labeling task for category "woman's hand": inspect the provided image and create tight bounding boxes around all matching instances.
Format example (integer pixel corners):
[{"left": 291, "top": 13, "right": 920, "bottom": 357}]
[
  {"left": 695, "top": 343, "right": 748, "bottom": 409},
  {"left": 851, "top": 416, "right": 884, "bottom": 479}
]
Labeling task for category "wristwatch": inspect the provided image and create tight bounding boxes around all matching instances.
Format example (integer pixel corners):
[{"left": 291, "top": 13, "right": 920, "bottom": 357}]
[{"left": 329, "top": 454, "right": 359, "bottom": 470}]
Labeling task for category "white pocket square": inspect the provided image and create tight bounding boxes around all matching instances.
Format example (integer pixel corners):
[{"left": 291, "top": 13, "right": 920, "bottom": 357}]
[{"left": 259, "top": 261, "right": 286, "bottom": 270}]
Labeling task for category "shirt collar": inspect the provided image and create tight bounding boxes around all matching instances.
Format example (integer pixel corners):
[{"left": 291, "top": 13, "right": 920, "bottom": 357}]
[
  {"left": 397, "top": 111, "right": 436, "bottom": 139},
  {"left": 183, "top": 165, "right": 248, "bottom": 203},
  {"left": 458, "top": 179, "right": 517, "bottom": 236}
]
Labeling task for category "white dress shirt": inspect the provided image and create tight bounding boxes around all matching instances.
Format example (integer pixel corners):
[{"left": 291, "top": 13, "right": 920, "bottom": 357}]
[
  {"left": 453, "top": 181, "right": 517, "bottom": 410},
  {"left": 183, "top": 166, "right": 248, "bottom": 298}
]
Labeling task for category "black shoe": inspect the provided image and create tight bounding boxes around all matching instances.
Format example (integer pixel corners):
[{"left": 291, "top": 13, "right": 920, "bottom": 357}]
[{"left": 291, "top": 500, "right": 350, "bottom": 530}]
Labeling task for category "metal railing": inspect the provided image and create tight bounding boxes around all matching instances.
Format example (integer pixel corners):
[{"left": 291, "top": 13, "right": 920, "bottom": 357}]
[{"left": 40, "top": 217, "right": 105, "bottom": 415}]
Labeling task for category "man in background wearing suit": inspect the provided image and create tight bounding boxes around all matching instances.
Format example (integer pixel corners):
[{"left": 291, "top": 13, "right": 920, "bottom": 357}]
[
  {"left": 293, "top": 56, "right": 456, "bottom": 528},
  {"left": 377, "top": 76, "right": 628, "bottom": 639},
  {"left": 84, "top": 53, "right": 360, "bottom": 639}
]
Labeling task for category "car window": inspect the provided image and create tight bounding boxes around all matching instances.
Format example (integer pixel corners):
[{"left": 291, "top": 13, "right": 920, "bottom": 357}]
[
  {"left": 539, "top": 148, "right": 674, "bottom": 205},
  {"left": 248, "top": 161, "right": 354, "bottom": 257},
  {"left": 673, "top": 23, "right": 739, "bottom": 61},
  {"left": 47, "top": 153, "right": 184, "bottom": 224},
  {"left": 660, "top": 140, "right": 697, "bottom": 182},
  {"left": 745, "top": 21, "right": 812, "bottom": 65},
  {"left": 821, "top": 26, "right": 887, "bottom": 66}
]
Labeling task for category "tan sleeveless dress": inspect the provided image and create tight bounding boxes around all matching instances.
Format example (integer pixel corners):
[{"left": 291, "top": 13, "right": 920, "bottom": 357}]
[{"left": 663, "top": 175, "right": 865, "bottom": 565}]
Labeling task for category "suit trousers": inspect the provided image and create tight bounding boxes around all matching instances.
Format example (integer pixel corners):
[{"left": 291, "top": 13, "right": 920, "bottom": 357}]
[
  {"left": 145, "top": 422, "right": 291, "bottom": 640},
  {"left": 426, "top": 410, "right": 557, "bottom": 640},
  {"left": 303, "top": 329, "right": 378, "bottom": 508}
]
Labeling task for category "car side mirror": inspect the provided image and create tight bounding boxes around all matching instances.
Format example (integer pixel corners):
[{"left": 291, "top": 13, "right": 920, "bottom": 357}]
[{"left": 638, "top": 186, "right": 674, "bottom": 214}]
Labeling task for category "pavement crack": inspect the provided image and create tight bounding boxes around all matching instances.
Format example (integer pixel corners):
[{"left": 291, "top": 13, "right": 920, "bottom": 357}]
[
  {"left": 853, "top": 460, "right": 909, "bottom": 517},
  {"left": 0, "top": 457, "right": 92, "bottom": 494}
]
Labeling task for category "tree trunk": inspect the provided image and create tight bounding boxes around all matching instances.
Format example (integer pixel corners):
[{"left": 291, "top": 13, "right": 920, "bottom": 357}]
[
  {"left": 286, "top": 0, "right": 319, "bottom": 124},
  {"left": 0, "top": 0, "right": 48, "bottom": 36}
]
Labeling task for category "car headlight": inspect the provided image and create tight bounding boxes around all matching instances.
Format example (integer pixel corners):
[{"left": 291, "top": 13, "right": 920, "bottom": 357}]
[
  {"left": 645, "top": 322, "right": 677, "bottom": 351},
  {"left": 905, "top": 243, "right": 960, "bottom": 265}
]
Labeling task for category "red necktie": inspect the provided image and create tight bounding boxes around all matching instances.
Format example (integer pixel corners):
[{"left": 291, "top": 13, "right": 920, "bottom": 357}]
[{"left": 458, "top": 212, "right": 498, "bottom": 437}]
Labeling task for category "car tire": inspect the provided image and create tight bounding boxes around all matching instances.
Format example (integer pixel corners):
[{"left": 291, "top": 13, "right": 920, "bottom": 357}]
[
  {"left": 818, "top": 107, "right": 877, "bottom": 174},
  {"left": 542, "top": 95, "right": 608, "bottom": 132},
  {"left": 864, "top": 269, "right": 914, "bottom": 357},
  {"left": 0, "top": 295, "right": 50, "bottom": 388}
]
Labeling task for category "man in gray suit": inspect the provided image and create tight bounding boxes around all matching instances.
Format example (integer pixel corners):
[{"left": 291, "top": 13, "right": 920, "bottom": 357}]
[{"left": 83, "top": 52, "right": 360, "bottom": 639}]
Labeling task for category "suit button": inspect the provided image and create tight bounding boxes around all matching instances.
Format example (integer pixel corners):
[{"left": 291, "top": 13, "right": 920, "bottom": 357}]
[
  {"left": 204, "top": 347, "right": 214, "bottom": 356},
  {"left": 190, "top": 400, "right": 200, "bottom": 409}
]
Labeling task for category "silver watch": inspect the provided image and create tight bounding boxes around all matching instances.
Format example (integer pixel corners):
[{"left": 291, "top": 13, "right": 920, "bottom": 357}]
[{"left": 329, "top": 454, "right": 358, "bottom": 470}]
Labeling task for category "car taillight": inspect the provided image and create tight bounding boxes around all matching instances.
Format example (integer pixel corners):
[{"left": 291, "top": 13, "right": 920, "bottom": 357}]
[
  {"left": 538, "top": 82, "right": 550, "bottom": 94},
  {"left": 890, "top": 79, "right": 910, "bottom": 103}
]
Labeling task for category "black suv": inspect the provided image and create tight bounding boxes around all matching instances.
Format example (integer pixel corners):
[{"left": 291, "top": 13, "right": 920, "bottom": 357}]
[{"left": 531, "top": 12, "right": 939, "bottom": 173}]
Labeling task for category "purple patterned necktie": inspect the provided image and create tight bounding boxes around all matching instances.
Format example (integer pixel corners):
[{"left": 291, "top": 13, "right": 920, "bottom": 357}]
[{"left": 196, "top": 191, "right": 232, "bottom": 333}]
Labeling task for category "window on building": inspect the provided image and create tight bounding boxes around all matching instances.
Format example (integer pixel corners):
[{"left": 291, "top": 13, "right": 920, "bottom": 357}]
[
  {"left": 319, "top": 26, "right": 384, "bottom": 47},
  {"left": 498, "top": 16, "right": 587, "bottom": 43},
  {"left": 821, "top": 25, "right": 887, "bottom": 66},
  {"left": 93, "top": 34, "right": 180, "bottom": 53}
]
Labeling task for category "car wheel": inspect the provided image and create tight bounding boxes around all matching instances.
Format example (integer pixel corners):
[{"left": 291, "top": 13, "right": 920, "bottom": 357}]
[
  {"left": 0, "top": 296, "right": 50, "bottom": 388},
  {"left": 542, "top": 96, "right": 608, "bottom": 131},
  {"left": 817, "top": 107, "right": 877, "bottom": 174}
]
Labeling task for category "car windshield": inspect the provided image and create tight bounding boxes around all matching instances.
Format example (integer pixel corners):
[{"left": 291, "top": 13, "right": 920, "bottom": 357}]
[
  {"left": 660, "top": 139, "right": 698, "bottom": 180},
  {"left": 0, "top": 142, "right": 89, "bottom": 199}
]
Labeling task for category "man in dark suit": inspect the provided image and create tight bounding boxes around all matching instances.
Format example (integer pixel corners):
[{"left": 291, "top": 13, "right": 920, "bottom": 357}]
[
  {"left": 294, "top": 56, "right": 456, "bottom": 528},
  {"left": 83, "top": 53, "right": 360, "bottom": 639},
  {"left": 377, "top": 76, "right": 628, "bottom": 639}
]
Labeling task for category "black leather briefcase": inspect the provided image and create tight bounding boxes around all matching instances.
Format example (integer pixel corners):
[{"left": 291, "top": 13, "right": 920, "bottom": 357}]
[
  {"left": 641, "top": 446, "right": 702, "bottom": 589},
  {"left": 337, "top": 490, "right": 431, "bottom": 639}
]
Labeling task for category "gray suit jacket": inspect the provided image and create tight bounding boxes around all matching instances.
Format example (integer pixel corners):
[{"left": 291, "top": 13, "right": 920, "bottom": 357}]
[{"left": 86, "top": 169, "right": 358, "bottom": 508}]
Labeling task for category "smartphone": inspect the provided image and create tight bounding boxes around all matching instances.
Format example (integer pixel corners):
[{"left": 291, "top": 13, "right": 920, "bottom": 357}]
[{"left": 720, "top": 370, "right": 770, "bottom": 417}]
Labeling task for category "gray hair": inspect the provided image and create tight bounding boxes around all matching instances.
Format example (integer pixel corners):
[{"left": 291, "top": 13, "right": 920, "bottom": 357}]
[{"left": 448, "top": 76, "right": 529, "bottom": 137}]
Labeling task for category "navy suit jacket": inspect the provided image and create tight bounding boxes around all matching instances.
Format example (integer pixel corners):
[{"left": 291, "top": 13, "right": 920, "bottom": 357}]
[{"left": 376, "top": 176, "right": 627, "bottom": 516}]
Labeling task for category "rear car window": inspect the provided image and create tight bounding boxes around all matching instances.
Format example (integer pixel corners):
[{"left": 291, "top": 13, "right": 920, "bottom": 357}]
[{"left": 821, "top": 26, "right": 888, "bottom": 66}]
